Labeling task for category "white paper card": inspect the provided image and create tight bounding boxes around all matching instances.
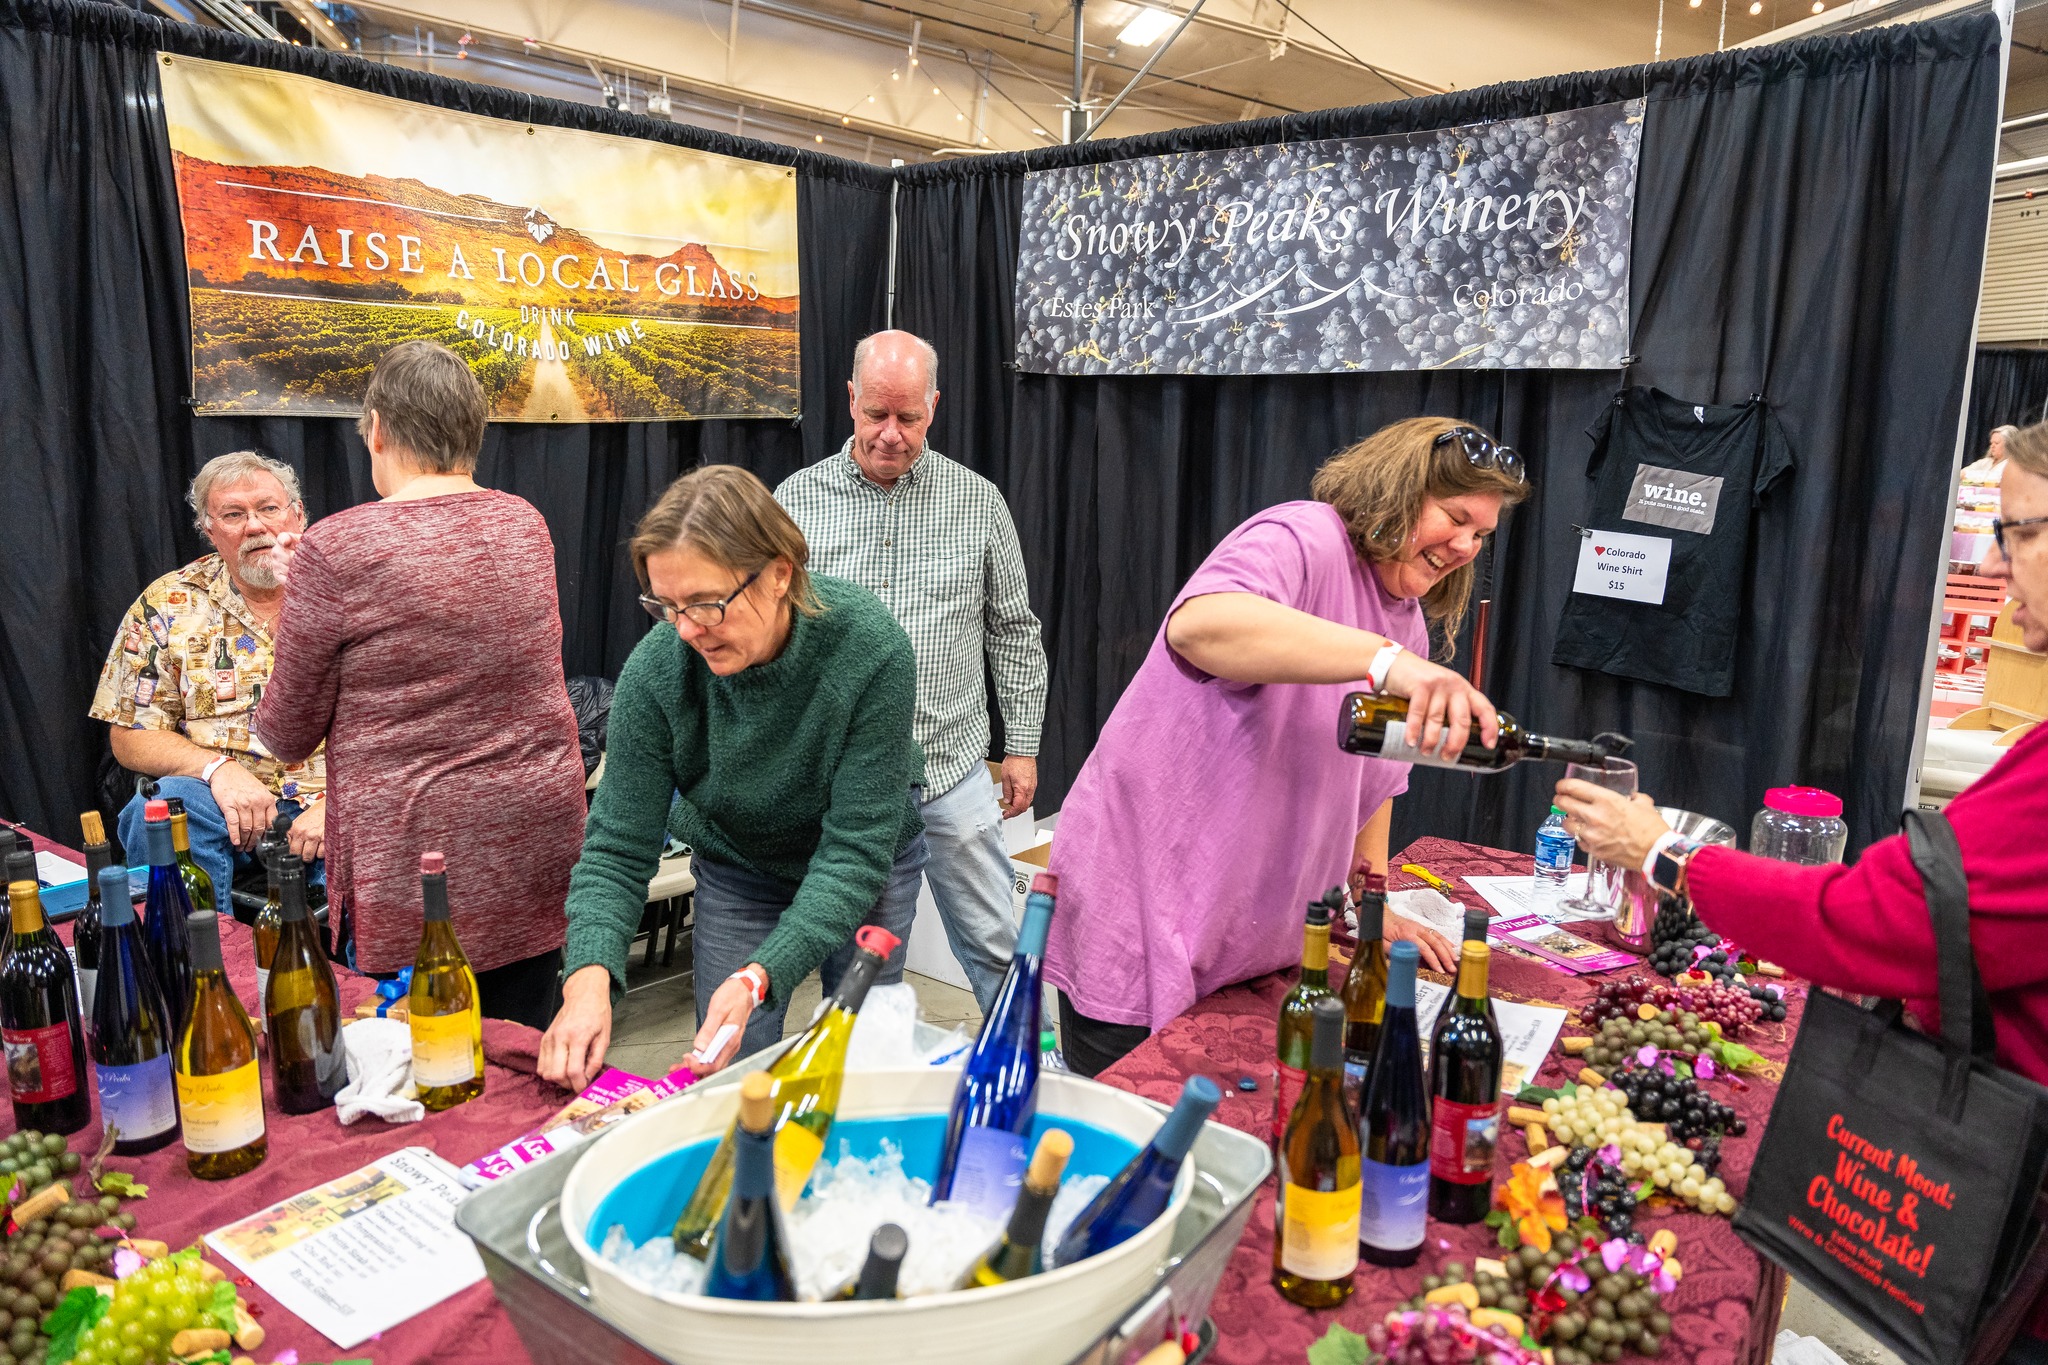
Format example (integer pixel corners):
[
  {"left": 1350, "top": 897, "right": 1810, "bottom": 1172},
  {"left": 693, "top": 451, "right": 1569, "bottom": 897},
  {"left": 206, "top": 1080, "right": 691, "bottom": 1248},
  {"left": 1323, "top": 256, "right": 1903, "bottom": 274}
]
[
  {"left": 1572, "top": 529, "right": 1671, "bottom": 605},
  {"left": 1414, "top": 985, "right": 1569, "bottom": 1096},
  {"left": 34, "top": 853, "right": 86, "bottom": 885},
  {"left": 206, "top": 1146, "right": 485, "bottom": 1349},
  {"left": 1462, "top": 873, "right": 1591, "bottom": 925}
]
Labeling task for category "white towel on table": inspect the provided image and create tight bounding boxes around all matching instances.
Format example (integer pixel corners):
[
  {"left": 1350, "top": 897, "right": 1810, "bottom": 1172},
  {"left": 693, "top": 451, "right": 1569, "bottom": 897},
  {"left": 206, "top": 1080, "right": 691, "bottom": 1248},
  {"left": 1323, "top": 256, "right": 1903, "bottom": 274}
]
[{"left": 336, "top": 1017, "right": 425, "bottom": 1125}]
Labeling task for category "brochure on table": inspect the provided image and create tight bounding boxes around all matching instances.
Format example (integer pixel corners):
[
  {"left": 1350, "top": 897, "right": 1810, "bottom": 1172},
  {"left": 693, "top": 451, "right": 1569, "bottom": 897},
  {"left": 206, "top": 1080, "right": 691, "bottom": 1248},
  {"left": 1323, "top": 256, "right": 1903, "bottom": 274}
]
[
  {"left": 1463, "top": 873, "right": 1591, "bottom": 924},
  {"left": 205, "top": 1146, "right": 484, "bottom": 1349}
]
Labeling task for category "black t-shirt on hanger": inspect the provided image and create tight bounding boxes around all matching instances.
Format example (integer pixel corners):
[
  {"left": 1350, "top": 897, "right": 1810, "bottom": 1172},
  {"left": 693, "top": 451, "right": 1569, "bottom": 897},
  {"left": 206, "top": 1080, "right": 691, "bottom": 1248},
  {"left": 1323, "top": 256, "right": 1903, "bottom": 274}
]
[{"left": 1551, "top": 387, "right": 1794, "bottom": 697}]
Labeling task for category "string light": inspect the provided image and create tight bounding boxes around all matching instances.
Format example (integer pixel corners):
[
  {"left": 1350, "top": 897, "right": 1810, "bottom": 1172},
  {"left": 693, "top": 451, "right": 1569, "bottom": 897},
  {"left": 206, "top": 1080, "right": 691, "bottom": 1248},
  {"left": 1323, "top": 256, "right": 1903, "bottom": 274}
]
[
  {"left": 1748, "top": 1, "right": 1761, "bottom": 12},
  {"left": 842, "top": 115, "right": 852, "bottom": 124},
  {"left": 932, "top": 86, "right": 941, "bottom": 95},
  {"left": 1810, "top": 1, "right": 1823, "bottom": 9}
]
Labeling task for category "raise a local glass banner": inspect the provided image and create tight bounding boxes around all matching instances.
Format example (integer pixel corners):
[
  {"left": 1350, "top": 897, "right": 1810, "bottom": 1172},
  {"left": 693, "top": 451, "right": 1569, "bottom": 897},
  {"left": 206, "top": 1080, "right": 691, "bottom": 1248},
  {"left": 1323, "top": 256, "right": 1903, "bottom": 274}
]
[
  {"left": 157, "top": 55, "right": 800, "bottom": 421},
  {"left": 1014, "top": 101, "right": 1643, "bottom": 377}
]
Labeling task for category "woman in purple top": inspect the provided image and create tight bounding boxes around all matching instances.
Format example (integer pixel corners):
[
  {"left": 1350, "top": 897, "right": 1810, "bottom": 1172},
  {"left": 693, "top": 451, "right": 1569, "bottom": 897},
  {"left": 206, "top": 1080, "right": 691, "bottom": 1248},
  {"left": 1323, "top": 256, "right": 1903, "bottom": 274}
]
[{"left": 1043, "top": 417, "right": 1530, "bottom": 1076}]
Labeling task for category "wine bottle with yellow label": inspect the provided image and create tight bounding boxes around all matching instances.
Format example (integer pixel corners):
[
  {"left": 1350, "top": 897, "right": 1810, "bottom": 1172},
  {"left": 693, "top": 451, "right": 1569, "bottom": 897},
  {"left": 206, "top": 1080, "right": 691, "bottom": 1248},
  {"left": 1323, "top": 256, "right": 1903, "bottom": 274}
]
[
  {"left": 1273, "top": 996, "right": 1359, "bottom": 1307},
  {"left": 175, "top": 911, "right": 267, "bottom": 1179},
  {"left": 408, "top": 852, "right": 484, "bottom": 1112},
  {"left": 672, "top": 925, "right": 901, "bottom": 1259}
]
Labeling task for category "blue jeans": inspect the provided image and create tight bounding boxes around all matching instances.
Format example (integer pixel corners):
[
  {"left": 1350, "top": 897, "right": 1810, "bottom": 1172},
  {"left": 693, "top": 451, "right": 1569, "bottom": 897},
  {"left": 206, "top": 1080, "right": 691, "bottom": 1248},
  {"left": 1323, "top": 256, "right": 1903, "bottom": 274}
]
[
  {"left": 117, "top": 777, "right": 322, "bottom": 898},
  {"left": 918, "top": 770, "right": 1019, "bottom": 1015},
  {"left": 690, "top": 829, "right": 926, "bottom": 1063}
]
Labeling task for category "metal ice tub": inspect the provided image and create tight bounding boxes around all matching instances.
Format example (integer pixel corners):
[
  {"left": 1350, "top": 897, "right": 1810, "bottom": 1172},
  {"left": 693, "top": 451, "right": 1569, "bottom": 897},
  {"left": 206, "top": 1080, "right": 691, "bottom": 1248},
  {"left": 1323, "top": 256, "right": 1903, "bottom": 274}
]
[{"left": 453, "top": 1063, "right": 1271, "bottom": 1365}]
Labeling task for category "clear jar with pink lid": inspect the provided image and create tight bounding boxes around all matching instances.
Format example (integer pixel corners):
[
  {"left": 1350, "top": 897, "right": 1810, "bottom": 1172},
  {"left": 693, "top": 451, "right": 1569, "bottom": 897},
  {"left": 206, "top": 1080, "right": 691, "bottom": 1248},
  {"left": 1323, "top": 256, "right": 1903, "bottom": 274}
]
[{"left": 1749, "top": 787, "right": 1848, "bottom": 865}]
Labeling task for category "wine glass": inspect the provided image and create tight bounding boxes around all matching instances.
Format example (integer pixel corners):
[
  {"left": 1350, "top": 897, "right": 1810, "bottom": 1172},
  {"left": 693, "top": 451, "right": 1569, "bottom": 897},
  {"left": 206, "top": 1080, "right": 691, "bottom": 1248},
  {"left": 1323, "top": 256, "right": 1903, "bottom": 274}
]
[{"left": 1556, "top": 757, "right": 1638, "bottom": 922}]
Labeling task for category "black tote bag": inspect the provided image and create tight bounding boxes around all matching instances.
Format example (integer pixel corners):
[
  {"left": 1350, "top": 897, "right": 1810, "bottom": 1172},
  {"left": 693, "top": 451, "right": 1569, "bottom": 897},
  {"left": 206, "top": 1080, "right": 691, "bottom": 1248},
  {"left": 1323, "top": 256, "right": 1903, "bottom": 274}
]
[{"left": 1734, "top": 811, "right": 2048, "bottom": 1364}]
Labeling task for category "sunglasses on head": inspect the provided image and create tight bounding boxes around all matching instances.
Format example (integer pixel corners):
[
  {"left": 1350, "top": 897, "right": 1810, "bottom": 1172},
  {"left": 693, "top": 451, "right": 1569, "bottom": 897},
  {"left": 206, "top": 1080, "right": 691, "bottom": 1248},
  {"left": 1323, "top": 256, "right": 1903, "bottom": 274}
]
[{"left": 1434, "top": 426, "right": 1526, "bottom": 484}]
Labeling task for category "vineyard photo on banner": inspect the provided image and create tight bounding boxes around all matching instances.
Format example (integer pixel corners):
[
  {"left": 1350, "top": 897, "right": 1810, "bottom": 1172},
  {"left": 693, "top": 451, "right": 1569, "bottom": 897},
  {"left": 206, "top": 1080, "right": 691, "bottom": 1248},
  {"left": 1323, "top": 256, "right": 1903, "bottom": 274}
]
[
  {"left": 158, "top": 54, "right": 801, "bottom": 422},
  {"left": 1013, "top": 100, "right": 1642, "bottom": 377}
]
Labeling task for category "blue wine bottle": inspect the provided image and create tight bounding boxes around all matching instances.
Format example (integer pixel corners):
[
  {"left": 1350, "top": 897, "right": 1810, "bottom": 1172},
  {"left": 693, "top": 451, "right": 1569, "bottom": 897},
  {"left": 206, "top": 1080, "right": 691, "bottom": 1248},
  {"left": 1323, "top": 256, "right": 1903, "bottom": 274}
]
[
  {"left": 703, "top": 1072, "right": 796, "bottom": 1301},
  {"left": 139, "top": 800, "right": 196, "bottom": 1038},
  {"left": 1358, "top": 941, "right": 1429, "bottom": 1266},
  {"left": 1051, "top": 1074, "right": 1220, "bottom": 1267},
  {"left": 932, "top": 871, "right": 1056, "bottom": 1221},
  {"left": 89, "top": 865, "right": 180, "bottom": 1155}
]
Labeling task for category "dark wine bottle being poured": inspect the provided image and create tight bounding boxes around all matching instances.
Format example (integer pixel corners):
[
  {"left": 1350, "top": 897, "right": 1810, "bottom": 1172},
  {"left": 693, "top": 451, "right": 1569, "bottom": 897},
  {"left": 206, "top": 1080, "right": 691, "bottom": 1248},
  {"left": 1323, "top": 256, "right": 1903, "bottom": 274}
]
[{"left": 1339, "top": 693, "right": 1630, "bottom": 773}]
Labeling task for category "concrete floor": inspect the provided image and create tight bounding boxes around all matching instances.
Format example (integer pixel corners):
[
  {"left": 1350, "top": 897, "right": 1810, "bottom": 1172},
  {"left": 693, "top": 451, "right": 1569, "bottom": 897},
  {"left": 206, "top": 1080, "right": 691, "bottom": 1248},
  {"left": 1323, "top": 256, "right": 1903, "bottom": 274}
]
[
  {"left": 1776, "top": 1279, "right": 1904, "bottom": 1364},
  {"left": 603, "top": 936, "right": 981, "bottom": 1077}
]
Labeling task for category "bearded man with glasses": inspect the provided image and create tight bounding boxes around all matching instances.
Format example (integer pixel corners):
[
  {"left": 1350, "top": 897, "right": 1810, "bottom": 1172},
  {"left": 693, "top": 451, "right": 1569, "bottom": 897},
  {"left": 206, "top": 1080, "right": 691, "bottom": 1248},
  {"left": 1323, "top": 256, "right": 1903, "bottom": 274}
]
[{"left": 90, "top": 450, "right": 327, "bottom": 898}]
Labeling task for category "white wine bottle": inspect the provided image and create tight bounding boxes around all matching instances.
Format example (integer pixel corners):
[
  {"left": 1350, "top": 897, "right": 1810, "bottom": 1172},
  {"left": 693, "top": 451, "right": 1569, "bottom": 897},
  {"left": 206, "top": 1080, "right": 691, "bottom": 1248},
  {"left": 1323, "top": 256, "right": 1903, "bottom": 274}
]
[
  {"left": 1339, "top": 692, "right": 1625, "bottom": 772},
  {"left": 175, "top": 912, "right": 267, "bottom": 1179},
  {"left": 408, "top": 852, "right": 484, "bottom": 1111}
]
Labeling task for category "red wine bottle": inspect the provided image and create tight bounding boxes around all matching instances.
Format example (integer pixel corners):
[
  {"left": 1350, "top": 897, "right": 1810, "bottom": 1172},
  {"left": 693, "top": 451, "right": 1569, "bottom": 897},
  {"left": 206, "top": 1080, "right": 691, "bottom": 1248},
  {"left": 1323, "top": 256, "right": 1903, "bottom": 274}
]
[
  {"left": 1427, "top": 942, "right": 1503, "bottom": 1224},
  {"left": 1, "top": 880, "right": 91, "bottom": 1135}
]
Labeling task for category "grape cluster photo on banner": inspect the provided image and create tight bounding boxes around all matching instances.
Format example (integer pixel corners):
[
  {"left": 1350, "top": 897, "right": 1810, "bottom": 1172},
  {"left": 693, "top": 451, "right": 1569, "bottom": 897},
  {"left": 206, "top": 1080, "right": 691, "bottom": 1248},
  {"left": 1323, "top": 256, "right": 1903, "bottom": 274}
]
[
  {"left": 1013, "top": 100, "right": 1643, "bottom": 377},
  {"left": 157, "top": 55, "right": 801, "bottom": 422}
]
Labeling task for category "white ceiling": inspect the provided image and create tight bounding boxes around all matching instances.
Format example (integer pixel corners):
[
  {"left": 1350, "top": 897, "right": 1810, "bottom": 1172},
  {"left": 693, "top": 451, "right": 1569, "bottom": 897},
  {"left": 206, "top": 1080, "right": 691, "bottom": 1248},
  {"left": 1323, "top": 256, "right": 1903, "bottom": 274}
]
[{"left": 234, "top": 0, "right": 2046, "bottom": 163}]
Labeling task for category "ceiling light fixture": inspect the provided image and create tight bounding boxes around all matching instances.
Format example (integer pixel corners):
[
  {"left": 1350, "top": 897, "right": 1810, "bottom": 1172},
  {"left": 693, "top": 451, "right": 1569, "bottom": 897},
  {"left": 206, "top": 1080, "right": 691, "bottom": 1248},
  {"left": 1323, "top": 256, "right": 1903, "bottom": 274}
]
[
  {"left": 1811, "top": 1, "right": 1823, "bottom": 9},
  {"left": 1117, "top": 6, "right": 1179, "bottom": 47},
  {"left": 1748, "top": 1, "right": 1761, "bottom": 12}
]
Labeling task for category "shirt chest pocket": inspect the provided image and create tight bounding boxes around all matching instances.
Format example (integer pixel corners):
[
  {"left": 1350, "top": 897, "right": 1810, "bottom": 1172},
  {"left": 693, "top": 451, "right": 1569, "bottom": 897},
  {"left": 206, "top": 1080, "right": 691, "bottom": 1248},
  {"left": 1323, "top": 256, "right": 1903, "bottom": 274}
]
[{"left": 912, "top": 545, "right": 980, "bottom": 604}]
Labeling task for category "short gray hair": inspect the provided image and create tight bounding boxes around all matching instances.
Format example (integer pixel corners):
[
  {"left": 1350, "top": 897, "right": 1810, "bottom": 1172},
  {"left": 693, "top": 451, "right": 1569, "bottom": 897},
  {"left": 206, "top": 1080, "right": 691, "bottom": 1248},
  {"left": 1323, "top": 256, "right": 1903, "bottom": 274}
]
[
  {"left": 189, "top": 452, "right": 303, "bottom": 534},
  {"left": 851, "top": 332, "right": 938, "bottom": 404},
  {"left": 1994, "top": 424, "right": 2021, "bottom": 444}
]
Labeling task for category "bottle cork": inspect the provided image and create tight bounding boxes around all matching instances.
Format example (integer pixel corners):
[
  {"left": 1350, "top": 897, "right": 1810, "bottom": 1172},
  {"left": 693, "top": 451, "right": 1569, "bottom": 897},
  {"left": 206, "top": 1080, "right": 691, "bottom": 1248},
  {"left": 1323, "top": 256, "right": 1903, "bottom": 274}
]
[
  {"left": 1025, "top": 1128, "right": 1074, "bottom": 1194},
  {"left": 737, "top": 1072, "right": 775, "bottom": 1134}
]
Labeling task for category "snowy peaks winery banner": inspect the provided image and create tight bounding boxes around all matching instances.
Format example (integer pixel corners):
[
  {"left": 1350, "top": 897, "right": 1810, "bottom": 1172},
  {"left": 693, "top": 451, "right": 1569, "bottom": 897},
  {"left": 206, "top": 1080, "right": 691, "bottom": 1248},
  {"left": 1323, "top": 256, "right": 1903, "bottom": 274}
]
[
  {"left": 1014, "top": 101, "right": 1643, "bottom": 377},
  {"left": 158, "top": 56, "right": 800, "bottom": 421}
]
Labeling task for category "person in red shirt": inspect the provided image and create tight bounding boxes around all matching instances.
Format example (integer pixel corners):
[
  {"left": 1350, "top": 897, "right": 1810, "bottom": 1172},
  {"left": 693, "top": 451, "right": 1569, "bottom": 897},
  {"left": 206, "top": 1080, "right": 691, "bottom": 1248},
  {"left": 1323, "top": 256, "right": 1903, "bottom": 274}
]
[
  {"left": 1558, "top": 421, "right": 2048, "bottom": 1086},
  {"left": 1562, "top": 425, "right": 2048, "bottom": 1353}
]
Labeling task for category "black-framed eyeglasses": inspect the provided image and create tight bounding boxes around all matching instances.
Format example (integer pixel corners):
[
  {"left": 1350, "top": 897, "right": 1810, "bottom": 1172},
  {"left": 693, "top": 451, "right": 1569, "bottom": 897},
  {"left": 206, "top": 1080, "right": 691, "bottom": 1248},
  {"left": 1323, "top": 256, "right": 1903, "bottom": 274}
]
[
  {"left": 1433, "top": 426, "right": 1527, "bottom": 484},
  {"left": 639, "top": 569, "right": 761, "bottom": 628},
  {"left": 1994, "top": 515, "right": 2048, "bottom": 555}
]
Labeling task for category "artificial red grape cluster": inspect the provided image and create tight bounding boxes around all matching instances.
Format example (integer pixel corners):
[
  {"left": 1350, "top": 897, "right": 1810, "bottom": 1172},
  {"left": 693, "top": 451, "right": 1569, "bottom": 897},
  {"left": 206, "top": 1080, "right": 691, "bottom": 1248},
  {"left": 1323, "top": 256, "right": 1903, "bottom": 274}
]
[
  {"left": 1582, "top": 977, "right": 1761, "bottom": 1035},
  {"left": 1641, "top": 981, "right": 1762, "bottom": 1034}
]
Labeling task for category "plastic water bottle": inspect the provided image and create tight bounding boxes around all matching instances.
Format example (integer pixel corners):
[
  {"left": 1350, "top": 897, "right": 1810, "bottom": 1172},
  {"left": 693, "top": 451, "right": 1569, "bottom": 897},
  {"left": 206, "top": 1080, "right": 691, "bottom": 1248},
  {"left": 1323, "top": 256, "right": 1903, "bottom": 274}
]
[
  {"left": 1534, "top": 806, "right": 1575, "bottom": 904},
  {"left": 1039, "top": 1028, "right": 1067, "bottom": 1073}
]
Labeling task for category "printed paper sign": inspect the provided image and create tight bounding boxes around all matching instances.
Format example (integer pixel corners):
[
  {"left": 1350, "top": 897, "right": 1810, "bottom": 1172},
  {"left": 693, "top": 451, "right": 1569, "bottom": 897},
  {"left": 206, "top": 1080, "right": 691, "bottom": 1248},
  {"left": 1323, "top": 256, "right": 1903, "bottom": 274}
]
[
  {"left": 1572, "top": 529, "right": 1671, "bottom": 605},
  {"left": 1622, "top": 463, "right": 1724, "bottom": 535}
]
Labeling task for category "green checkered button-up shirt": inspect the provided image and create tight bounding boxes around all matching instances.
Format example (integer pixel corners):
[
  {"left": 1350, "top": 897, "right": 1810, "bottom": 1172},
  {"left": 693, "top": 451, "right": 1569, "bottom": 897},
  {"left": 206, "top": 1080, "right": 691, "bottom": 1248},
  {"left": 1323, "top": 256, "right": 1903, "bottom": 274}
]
[{"left": 776, "top": 440, "right": 1047, "bottom": 797}]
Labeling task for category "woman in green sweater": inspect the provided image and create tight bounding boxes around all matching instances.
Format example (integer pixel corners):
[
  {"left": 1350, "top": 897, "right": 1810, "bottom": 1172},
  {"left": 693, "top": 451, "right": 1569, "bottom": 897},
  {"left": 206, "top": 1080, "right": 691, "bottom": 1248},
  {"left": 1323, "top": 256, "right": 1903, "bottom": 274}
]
[{"left": 539, "top": 466, "right": 926, "bottom": 1090}]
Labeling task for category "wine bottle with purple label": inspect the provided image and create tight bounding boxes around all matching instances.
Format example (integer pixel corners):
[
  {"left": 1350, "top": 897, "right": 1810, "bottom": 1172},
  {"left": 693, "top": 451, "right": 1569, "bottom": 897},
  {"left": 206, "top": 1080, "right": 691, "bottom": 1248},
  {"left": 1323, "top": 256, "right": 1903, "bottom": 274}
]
[{"left": 932, "top": 873, "right": 1057, "bottom": 1223}]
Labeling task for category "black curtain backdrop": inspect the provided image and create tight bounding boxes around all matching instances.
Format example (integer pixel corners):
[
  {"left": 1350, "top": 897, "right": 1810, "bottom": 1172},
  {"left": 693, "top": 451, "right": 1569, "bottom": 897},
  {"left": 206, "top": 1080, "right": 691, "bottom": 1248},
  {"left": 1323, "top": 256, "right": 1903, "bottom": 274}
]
[
  {"left": 1965, "top": 345, "right": 2048, "bottom": 464},
  {"left": 0, "top": 0, "right": 891, "bottom": 841},
  {"left": 0, "top": 0, "right": 2001, "bottom": 862},
  {"left": 894, "top": 13, "right": 2001, "bottom": 857}
]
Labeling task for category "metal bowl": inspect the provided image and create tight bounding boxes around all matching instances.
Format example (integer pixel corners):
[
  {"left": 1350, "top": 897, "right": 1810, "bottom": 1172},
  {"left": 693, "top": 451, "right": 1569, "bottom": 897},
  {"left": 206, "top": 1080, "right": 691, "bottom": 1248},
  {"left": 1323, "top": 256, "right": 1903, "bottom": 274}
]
[{"left": 1656, "top": 806, "right": 1737, "bottom": 848}]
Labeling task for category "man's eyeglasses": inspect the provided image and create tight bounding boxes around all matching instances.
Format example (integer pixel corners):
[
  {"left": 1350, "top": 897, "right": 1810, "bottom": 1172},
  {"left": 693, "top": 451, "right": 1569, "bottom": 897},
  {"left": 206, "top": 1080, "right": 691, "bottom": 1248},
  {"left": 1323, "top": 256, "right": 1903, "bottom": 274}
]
[
  {"left": 211, "top": 503, "right": 293, "bottom": 530},
  {"left": 639, "top": 569, "right": 761, "bottom": 628},
  {"left": 1994, "top": 514, "right": 2048, "bottom": 555},
  {"left": 1433, "top": 426, "right": 1526, "bottom": 485}
]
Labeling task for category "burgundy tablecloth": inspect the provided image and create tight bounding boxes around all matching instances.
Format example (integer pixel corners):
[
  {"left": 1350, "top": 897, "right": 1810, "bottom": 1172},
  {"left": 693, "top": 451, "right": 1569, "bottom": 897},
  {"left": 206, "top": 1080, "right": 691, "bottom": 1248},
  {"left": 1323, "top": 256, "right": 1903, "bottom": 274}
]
[
  {"left": 8, "top": 822, "right": 562, "bottom": 1365},
  {"left": 1098, "top": 836, "right": 1807, "bottom": 1365}
]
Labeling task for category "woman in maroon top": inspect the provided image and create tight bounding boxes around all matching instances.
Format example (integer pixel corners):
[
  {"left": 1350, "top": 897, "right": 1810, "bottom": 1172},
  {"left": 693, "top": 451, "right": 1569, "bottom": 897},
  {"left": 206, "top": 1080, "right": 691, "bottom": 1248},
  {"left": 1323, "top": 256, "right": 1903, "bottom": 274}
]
[{"left": 257, "top": 341, "right": 586, "bottom": 1029}]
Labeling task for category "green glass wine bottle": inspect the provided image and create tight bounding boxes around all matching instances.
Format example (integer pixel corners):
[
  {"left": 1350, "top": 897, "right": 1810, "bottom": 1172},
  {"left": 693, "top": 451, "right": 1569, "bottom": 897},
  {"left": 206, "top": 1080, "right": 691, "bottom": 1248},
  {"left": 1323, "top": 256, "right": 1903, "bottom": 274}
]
[{"left": 1271, "top": 894, "right": 1334, "bottom": 1146}]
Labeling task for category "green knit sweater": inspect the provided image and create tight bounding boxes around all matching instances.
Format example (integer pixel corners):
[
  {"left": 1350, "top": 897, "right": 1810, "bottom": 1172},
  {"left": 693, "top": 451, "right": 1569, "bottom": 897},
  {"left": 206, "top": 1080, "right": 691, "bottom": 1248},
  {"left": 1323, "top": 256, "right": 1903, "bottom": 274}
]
[{"left": 563, "top": 574, "right": 923, "bottom": 1003}]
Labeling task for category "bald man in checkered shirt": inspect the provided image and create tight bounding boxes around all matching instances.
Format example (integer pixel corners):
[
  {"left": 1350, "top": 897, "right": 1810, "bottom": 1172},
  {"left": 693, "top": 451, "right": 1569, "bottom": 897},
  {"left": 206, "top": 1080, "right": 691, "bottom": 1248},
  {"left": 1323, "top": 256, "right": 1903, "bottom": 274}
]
[{"left": 776, "top": 331, "right": 1049, "bottom": 1014}]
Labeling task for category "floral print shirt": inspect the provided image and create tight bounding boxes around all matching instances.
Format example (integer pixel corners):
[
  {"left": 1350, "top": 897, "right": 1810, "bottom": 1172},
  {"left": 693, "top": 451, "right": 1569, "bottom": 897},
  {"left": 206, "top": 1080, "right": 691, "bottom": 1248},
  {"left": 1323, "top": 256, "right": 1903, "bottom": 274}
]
[{"left": 88, "top": 554, "right": 326, "bottom": 801}]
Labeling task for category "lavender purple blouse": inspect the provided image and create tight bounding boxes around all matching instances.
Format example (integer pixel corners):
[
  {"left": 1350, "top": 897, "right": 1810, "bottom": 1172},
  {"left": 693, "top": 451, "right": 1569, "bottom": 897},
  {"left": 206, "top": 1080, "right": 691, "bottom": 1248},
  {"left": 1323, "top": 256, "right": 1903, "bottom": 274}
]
[{"left": 1042, "top": 501, "right": 1429, "bottom": 1031}]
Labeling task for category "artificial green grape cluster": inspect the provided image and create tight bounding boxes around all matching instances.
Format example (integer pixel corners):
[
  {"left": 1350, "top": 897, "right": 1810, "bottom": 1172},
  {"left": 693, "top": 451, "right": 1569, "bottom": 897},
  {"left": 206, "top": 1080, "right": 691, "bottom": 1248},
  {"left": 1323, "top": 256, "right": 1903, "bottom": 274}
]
[{"left": 68, "top": 1257, "right": 212, "bottom": 1365}]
